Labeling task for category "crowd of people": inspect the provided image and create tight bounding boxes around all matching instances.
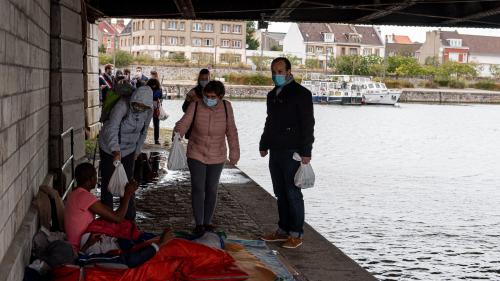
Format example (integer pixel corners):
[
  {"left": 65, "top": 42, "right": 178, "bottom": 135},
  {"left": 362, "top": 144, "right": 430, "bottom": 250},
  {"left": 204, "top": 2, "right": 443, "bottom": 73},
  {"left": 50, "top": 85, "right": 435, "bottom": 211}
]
[{"left": 43, "top": 57, "right": 315, "bottom": 276}]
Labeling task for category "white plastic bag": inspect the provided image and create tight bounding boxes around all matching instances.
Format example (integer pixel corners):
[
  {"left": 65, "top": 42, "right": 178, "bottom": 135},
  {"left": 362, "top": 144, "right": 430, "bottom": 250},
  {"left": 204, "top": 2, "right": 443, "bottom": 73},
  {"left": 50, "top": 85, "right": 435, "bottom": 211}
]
[
  {"left": 108, "top": 161, "right": 129, "bottom": 196},
  {"left": 158, "top": 105, "right": 169, "bottom": 121},
  {"left": 167, "top": 132, "right": 187, "bottom": 170},
  {"left": 293, "top": 153, "right": 315, "bottom": 189}
]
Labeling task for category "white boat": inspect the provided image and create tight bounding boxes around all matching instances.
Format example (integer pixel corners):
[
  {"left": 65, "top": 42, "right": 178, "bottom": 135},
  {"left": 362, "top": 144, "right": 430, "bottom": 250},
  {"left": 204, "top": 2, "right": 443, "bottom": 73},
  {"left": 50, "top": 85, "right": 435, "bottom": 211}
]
[
  {"left": 358, "top": 81, "right": 401, "bottom": 105},
  {"left": 301, "top": 74, "right": 401, "bottom": 105}
]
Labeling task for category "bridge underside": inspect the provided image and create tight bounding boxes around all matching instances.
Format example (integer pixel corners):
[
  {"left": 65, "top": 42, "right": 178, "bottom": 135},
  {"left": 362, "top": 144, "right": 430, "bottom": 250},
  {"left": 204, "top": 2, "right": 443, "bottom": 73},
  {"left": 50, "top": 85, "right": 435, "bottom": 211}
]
[{"left": 88, "top": 0, "right": 500, "bottom": 28}]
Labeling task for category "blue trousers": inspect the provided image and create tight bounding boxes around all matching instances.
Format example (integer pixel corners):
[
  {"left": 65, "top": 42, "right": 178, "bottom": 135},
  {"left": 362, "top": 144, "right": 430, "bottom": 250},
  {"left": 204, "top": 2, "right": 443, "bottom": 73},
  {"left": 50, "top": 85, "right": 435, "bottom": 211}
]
[{"left": 269, "top": 149, "right": 304, "bottom": 237}]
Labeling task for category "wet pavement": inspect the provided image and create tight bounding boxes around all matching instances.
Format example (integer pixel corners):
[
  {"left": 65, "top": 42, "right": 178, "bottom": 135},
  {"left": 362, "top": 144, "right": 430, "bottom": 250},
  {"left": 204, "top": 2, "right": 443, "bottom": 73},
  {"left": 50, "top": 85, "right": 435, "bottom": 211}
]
[
  {"left": 135, "top": 145, "right": 262, "bottom": 238},
  {"left": 131, "top": 144, "right": 376, "bottom": 281}
]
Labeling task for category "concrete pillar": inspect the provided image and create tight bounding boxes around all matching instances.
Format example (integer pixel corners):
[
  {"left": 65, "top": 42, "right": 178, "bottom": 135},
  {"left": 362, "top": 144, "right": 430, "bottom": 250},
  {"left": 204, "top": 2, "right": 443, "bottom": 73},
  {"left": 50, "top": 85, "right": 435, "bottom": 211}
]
[
  {"left": 49, "top": 0, "right": 86, "bottom": 194},
  {"left": 84, "top": 22, "right": 101, "bottom": 139}
]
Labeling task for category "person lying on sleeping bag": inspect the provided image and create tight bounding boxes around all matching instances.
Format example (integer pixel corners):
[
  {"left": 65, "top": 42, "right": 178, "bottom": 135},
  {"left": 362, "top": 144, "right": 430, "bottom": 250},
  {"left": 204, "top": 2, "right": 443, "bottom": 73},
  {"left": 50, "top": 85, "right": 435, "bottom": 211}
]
[{"left": 65, "top": 162, "right": 173, "bottom": 267}]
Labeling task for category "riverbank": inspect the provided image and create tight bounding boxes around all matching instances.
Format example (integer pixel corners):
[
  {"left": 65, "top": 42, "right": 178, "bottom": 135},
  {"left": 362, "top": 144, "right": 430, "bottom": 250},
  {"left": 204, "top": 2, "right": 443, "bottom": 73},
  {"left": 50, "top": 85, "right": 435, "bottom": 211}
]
[
  {"left": 136, "top": 139, "right": 376, "bottom": 280},
  {"left": 163, "top": 81, "right": 500, "bottom": 104}
]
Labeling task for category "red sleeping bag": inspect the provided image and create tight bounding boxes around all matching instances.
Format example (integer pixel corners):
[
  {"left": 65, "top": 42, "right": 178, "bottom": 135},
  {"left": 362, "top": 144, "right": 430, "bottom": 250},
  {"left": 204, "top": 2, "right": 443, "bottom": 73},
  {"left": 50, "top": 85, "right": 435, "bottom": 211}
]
[
  {"left": 51, "top": 239, "right": 248, "bottom": 281},
  {"left": 85, "top": 219, "right": 141, "bottom": 240}
]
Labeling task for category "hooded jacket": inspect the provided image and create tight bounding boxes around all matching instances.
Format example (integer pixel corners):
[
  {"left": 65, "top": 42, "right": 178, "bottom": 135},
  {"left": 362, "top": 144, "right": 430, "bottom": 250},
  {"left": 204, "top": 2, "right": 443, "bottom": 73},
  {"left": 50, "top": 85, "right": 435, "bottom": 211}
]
[{"left": 99, "top": 86, "right": 154, "bottom": 157}]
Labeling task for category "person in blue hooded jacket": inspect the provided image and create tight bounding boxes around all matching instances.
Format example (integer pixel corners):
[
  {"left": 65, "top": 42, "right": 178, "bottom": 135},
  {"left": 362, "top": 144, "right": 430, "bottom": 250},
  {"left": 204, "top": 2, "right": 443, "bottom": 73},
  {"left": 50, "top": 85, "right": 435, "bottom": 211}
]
[{"left": 99, "top": 86, "right": 154, "bottom": 220}]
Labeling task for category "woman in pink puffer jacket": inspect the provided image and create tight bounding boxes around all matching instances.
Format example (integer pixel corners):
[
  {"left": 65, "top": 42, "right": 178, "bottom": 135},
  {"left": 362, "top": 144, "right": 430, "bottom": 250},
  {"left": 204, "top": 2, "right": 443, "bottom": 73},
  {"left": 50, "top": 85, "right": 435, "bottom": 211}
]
[{"left": 174, "top": 80, "right": 240, "bottom": 234}]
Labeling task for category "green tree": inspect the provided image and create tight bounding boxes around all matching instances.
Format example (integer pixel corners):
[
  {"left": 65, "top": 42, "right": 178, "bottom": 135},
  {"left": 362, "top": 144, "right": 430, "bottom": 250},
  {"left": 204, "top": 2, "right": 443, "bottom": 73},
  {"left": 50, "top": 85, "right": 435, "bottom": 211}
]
[
  {"left": 281, "top": 54, "right": 302, "bottom": 67},
  {"left": 250, "top": 56, "right": 272, "bottom": 70},
  {"left": 489, "top": 65, "right": 500, "bottom": 80},
  {"left": 386, "top": 55, "right": 419, "bottom": 74},
  {"left": 113, "top": 50, "right": 134, "bottom": 68},
  {"left": 168, "top": 52, "right": 188, "bottom": 63},
  {"left": 305, "top": 58, "right": 320, "bottom": 69},
  {"left": 98, "top": 53, "right": 112, "bottom": 65},
  {"left": 98, "top": 43, "right": 106, "bottom": 54},
  {"left": 424, "top": 56, "right": 440, "bottom": 67},
  {"left": 330, "top": 55, "right": 376, "bottom": 75},
  {"left": 246, "top": 22, "right": 260, "bottom": 50},
  {"left": 436, "top": 61, "right": 477, "bottom": 80}
]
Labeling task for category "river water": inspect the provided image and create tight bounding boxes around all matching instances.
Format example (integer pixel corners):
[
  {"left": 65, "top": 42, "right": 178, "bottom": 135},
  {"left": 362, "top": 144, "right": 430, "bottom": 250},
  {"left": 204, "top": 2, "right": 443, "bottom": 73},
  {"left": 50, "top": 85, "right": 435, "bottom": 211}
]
[{"left": 161, "top": 99, "right": 500, "bottom": 281}]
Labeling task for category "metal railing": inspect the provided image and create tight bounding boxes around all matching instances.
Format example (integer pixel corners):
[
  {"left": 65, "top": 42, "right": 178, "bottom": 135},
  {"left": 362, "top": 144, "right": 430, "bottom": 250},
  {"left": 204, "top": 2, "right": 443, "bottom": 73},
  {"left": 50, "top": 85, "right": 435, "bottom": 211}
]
[{"left": 59, "top": 127, "right": 75, "bottom": 200}]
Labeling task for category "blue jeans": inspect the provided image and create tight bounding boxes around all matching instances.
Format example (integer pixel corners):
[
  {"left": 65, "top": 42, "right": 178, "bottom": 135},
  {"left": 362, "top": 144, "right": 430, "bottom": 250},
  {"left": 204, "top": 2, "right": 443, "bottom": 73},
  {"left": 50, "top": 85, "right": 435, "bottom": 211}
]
[{"left": 269, "top": 149, "right": 304, "bottom": 237}]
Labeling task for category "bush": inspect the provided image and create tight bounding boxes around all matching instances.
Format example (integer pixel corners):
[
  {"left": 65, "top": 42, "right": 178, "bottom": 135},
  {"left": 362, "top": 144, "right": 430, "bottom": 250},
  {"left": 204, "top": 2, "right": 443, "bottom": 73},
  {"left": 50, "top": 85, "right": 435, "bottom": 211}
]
[
  {"left": 383, "top": 79, "right": 414, "bottom": 89},
  {"left": 422, "top": 81, "right": 438, "bottom": 88},
  {"left": 434, "top": 79, "right": 449, "bottom": 87},
  {"left": 113, "top": 50, "right": 134, "bottom": 68},
  {"left": 448, "top": 80, "right": 466, "bottom": 89},
  {"left": 135, "top": 54, "right": 154, "bottom": 65},
  {"left": 471, "top": 80, "right": 496, "bottom": 90},
  {"left": 99, "top": 53, "right": 112, "bottom": 65},
  {"left": 223, "top": 73, "right": 273, "bottom": 86}
]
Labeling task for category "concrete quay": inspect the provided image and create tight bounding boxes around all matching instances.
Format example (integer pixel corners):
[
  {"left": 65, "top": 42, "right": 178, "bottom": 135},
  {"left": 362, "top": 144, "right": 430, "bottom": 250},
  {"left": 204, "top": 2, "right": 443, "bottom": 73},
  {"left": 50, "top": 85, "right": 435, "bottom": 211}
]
[{"left": 137, "top": 145, "right": 376, "bottom": 281}]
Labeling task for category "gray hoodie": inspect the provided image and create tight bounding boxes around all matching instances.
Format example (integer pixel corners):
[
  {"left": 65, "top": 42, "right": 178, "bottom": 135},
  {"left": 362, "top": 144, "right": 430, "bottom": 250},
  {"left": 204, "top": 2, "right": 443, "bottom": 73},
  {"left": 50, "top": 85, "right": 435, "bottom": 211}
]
[{"left": 99, "top": 86, "right": 154, "bottom": 157}]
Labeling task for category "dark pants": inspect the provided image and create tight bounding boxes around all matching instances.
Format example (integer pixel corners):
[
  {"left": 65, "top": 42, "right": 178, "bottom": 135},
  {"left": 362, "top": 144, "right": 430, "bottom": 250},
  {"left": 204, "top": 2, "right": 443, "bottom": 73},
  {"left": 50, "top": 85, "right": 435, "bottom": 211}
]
[
  {"left": 100, "top": 149, "right": 136, "bottom": 220},
  {"left": 153, "top": 116, "right": 160, "bottom": 143},
  {"left": 187, "top": 158, "right": 224, "bottom": 226},
  {"left": 269, "top": 149, "right": 304, "bottom": 237}
]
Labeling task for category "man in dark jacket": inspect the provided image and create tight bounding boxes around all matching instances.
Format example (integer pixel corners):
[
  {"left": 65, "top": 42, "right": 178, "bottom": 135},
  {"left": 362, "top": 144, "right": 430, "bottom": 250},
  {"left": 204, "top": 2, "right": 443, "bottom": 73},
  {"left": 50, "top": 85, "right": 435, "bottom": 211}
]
[{"left": 259, "top": 57, "right": 315, "bottom": 249}]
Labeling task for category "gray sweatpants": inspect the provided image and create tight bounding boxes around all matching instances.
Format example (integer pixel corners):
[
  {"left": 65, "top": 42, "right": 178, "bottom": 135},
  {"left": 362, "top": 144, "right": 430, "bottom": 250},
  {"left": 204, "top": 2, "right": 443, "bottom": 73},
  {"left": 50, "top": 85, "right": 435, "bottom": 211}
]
[{"left": 187, "top": 158, "right": 224, "bottom": 226}]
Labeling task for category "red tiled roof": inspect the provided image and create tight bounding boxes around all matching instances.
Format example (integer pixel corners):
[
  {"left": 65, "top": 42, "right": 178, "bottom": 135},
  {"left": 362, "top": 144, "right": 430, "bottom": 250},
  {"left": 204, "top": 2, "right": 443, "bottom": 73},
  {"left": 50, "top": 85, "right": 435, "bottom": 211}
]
[
  {"left": 98, "top": 21, "right": 119, "bottom": 36},
  {"left": 393, "top": 35, "right": 412, "bottom": 44}
]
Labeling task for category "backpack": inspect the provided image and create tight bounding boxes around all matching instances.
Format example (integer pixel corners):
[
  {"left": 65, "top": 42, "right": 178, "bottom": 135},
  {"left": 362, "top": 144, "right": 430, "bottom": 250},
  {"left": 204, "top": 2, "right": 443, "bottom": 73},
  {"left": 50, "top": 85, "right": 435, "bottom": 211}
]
[
  {"left": 185, "top": 100, "right": 227, "bottom": 140},
  {"left": 100, "top": 81, "right": 135, "bottom": 122}
]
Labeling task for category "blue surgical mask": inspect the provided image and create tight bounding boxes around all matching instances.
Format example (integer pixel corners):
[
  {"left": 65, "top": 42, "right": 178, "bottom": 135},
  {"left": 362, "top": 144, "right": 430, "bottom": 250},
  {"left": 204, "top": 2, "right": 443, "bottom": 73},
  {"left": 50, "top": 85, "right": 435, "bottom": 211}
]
[
  {"left": 272, "top": 75, "right": 287, "bottom": 87},
  {"left": 199, "top": 80, "right": 209, "bottom": 87},
  {"left": 203, "top": 96, "right": 218, "bottom": 107}
]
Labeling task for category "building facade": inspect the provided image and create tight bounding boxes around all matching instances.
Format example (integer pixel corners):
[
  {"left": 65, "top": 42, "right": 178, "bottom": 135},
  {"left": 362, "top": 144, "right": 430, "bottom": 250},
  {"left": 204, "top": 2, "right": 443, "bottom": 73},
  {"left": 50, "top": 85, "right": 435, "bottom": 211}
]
[
  {"left": 118, "top": 19, "right": 246, "bottom": 64},
  {"left": 97, "top": 19, "right": 125, "bottom": 54},
  {"left": 254, "top": 30, "right": 285, "bottom": 51},
  {"left": 283, "top": 23, "right": 385, "bottom": 68},
  {"left": 385, "top": 34, "right": 422, "bottom": 58},
  {"left": 418, "top": 30, "right": 500, "bottom": 77}
]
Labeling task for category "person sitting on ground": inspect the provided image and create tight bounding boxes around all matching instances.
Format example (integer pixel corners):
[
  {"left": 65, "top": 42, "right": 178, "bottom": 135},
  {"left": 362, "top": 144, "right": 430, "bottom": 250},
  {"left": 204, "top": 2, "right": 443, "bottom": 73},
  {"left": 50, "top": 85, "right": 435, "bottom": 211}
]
[
  {"left": 65, "top": 163, "right": 173, "bottom": 267},
  {"left": 182, "top": 68, "right": 210, "bottom": 112}
]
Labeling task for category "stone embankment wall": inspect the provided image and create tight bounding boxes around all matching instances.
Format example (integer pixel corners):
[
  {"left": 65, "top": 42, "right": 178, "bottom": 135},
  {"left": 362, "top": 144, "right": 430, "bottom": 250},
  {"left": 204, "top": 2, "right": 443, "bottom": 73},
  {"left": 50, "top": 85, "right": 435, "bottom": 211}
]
[
  {"left": 400, "top": 89, "right": 500, "bottom": 103},
  {"left": 164, "top": 83, "right": 272, "bottom": 99},
  {"left": 165, "top": 83, "right": 500, "bottom": 103}
]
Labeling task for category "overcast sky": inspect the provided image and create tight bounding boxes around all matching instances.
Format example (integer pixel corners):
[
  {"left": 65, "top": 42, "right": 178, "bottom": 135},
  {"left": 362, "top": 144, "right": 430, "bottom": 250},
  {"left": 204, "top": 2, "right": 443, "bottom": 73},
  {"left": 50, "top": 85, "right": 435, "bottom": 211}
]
[{"left": 266, "top": 22, "right": 500, "bottom": 43}]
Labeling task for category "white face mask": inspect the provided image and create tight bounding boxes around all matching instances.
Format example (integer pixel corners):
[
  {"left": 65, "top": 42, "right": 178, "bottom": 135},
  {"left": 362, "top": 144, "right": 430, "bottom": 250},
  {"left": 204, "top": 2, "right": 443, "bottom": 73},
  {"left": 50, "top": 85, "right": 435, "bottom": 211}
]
[{"left": 199, "top": 80, "right": 209, "bottom": 87}]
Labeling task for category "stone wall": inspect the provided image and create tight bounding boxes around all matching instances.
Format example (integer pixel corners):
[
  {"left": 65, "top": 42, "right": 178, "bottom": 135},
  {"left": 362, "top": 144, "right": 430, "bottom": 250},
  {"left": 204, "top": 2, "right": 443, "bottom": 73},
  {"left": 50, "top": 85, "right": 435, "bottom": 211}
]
[
  {"left": 0, "top": 0, "right": 88, "bottom": 280},
  {"left": 164, "top": 83, "right": 272, "bottom": 99},
  {"left": 400, "top": 89, "right": 500, "bottom": 103},
  {"left": 84, "top": 22, "right": 101, "bottom": 139},
  {"left": 0, "top": 0, "right": 51, "bottom": 269}
]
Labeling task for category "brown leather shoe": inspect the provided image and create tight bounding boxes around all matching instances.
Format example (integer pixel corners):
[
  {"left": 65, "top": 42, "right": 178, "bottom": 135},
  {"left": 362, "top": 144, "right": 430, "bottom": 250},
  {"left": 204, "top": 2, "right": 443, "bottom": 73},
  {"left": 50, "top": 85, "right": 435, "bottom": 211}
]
[
  {"left": 281, "top": 236, "right": 303, "bottom": 249},
  {"left": 260, "top": 231, "right": 289, "bottom": 242}
]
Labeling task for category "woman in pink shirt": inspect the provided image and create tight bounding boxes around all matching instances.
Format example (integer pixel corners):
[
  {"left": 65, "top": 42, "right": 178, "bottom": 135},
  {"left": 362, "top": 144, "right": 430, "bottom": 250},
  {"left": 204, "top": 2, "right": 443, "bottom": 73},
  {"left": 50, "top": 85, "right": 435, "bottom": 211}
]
[{"left": 174, "top": 80, "right": 240, "bottom": 235}]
